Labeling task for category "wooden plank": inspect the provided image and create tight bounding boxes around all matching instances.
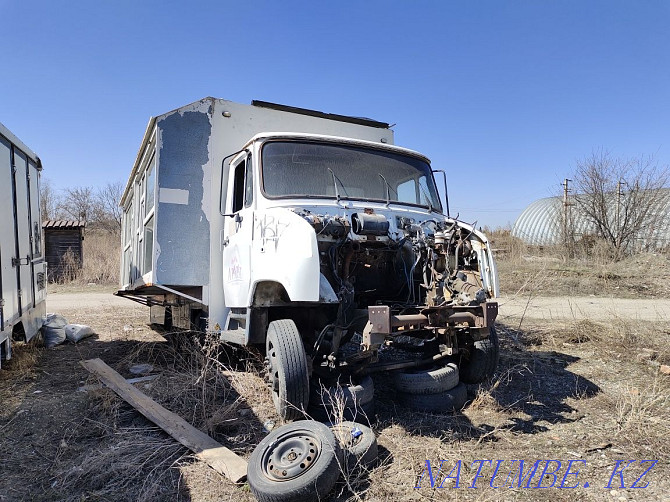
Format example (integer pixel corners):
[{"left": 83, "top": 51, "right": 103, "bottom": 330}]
[
  {"left": 80, "top": 358, "right": 247, "bottom": 483},
  {"left": 77, "top": 374, "right": 160, "bottom": 392}
]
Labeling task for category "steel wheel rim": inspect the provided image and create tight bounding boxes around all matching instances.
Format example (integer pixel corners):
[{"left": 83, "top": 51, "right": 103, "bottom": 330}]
[
  {"left": 267, "top": 338, "right": 280, "bottom": 398},
  {"left": 261, "top": 429, "right": 322, "bottom": 481}
]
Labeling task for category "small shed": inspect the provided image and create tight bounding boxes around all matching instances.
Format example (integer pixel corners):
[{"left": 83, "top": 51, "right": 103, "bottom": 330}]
[{"left": 43, "top": 220, "right": 86, "bottom": 281}]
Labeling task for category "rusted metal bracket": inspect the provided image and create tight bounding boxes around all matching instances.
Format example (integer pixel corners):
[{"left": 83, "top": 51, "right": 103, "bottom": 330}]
[
  {"left": 367, "top": 301, "right": 498, "bottom": 335},
  {"left": 360, "top": 321, "right": 384, "bottom": 355},
  {"left": 367, "top": 306, "right": 391, "bottom": 334},
  {"left": 448, "top": 301, "right": 498, "bottom": 328},
  {"left": 486, "top": 301, "right": 498, "bottom": 326},
  {"left": 367, "top": 305, "right": 429, "bottom": 334}
]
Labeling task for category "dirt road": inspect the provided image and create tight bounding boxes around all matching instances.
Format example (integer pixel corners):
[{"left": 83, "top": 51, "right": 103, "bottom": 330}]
[
  {"left": 46, "top": 291, "right": 132, "bottom": 311},
  {"left": 499, "top": 295, "right": 670, "bottom": 322},
  {"left": 46, "top": 291, "right": 670, "bottom": 323}
]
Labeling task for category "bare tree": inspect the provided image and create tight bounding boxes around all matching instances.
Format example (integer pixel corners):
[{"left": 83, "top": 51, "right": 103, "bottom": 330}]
[
  {"left": 41, "top": 182, "right": 124, "bottom": 235},
  {"left": 571, "top": 151, "right": 670, "bottom": 259},
  {"left": 93, "top": 181, "right": 124, "bottom": 235},
  {"left": 60, "top": 186, "right": 96, "bottom": 222},
  {"left": 39, "top": 178, "right": 61, "bottom": 221}
]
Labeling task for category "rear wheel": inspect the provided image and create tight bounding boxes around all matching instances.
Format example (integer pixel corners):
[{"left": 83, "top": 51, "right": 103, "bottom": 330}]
[
  {"left": 266, "top": 320, "right": 310, "bottom": 421},
  {"left": 459, "top": 326, "right": 499, "bottom": 384}
]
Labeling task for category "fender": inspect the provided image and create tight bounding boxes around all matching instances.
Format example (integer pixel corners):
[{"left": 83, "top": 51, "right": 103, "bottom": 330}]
[{"left": 246, "top": 208, "right": 323, "bottom": 305}]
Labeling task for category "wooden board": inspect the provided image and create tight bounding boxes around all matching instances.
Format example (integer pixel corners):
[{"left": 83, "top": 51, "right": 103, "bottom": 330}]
[
  {"left": 80, "top": 358, "right": 247, "bottom": 483},
  {"left": 77, "top": 374, "right": 160, "bottom": 392}
]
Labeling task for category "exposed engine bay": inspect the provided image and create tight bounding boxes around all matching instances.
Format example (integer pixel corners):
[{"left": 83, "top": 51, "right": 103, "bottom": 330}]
[{"left": 293, "top": 207, "right": 499, "bottom": 380}]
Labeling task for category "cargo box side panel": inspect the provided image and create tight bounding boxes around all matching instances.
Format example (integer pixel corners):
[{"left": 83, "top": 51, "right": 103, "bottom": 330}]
[
  {"left": 13, "top": 150, "right": 33, "bottom": 311},
  {"left": 154, "top": 109, "right": 211, "bottom": 287},
  {"left": 0, "top": 136, "right": 18, "bottom": 328},
  {"left": 120, "top": 127, "right": 157, "bottom": 289},
  {"left": 28, "top": 160, "right": 46, "bottom": 317}
]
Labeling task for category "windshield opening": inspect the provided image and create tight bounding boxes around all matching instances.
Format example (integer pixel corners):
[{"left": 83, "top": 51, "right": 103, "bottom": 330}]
[{"left": 260, "top": 141, "right": 442, "bottom": 210}]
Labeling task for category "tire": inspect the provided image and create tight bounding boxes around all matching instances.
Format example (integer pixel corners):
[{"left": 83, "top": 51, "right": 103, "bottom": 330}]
[
  {"left": 266, "top": 320, "right": 309, "bottom": 421},
  {"left": 331, "top": 421, "right": 378, "bottom": 468},
  {"left": 392, "top": 363, "right": 459, "bottom": 394},
  {"left": 308, "top": 398, "right": 375, "bottom": 425},
  {"left": 459, "top": 326, "right": 499, "bottom": 384},
  {"left": 248, "top": 420, "right": 342, "bottom": 502},
  {"left": 309, "top": 375, "right": 375, "bottom": 408},
  {"left": 398, "top": 382, "right": 468, "bottom": 413}
]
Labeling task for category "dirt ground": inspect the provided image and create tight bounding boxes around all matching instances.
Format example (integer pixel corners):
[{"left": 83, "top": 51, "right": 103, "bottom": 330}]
[
  {"left": 1, "top": 286, "right": 669, "bottom": 501},
  {"left": 499, "top": 295, "right": 670, "bottom": 322}
]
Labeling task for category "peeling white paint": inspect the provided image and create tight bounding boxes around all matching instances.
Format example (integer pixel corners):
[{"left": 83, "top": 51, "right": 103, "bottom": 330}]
[{"left": 159, "top": 188, "right": 189, "bottom": 205}]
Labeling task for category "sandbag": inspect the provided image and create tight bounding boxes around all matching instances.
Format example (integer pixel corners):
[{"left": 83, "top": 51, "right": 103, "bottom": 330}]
[
  {"left": 65, "top": 324, "right": 94, "bottom": 343},
  {"left": 43, "top": 313, "right": 67, "bottom": 348}
]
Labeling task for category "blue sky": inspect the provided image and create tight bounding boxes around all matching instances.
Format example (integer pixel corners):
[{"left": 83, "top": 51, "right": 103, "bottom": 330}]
[{"left": 1, "top": 1, "right": 669, "bottom": 228}]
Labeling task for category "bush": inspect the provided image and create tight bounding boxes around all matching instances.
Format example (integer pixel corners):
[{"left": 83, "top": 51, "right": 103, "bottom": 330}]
[
  {"left": 54, "top": 229, "right": 120, "bottom": 285},
  {"left": 80, "top": 229, "right": 120, "bottom": 284}
]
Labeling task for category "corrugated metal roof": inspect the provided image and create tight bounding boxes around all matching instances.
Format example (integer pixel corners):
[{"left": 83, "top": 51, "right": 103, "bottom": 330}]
[
  {"left": 42, "top": 220, "right": 86, "bottom": 229},
  {"left": 512, "top": 189, "right": 670, "bottom": 248}
]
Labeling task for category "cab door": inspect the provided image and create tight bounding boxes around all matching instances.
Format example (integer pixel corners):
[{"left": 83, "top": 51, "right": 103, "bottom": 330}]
[{"left": 222, "top": 153, "right": 254, "bottom": 307}]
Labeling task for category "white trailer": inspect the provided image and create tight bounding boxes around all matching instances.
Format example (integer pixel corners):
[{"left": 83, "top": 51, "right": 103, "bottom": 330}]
[
  {"left": 118, "top": 97, "right": 499, "bottom": 422},
  {"left": 0, "top": 123, "right": 47, "bottom": 368}
]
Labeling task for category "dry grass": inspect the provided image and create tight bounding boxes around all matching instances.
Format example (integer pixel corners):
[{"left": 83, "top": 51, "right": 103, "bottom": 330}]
[
  {"left": 55, "top": 229, "right": 120, "bottom": 285},
  {"left": 496, "top": 246, "right": 670, "bottom": 299},
  {"left": 489, "top": 227, "right": 670, "bottom": 298},
  {"left": 613, "top": 377, "right": 670, "bottom": 457},
  {"left": 80, "top": 229, "right": 120, "bottom": 284},
  {"left": 320, "top": 389, "right": 377, "bottom": 500},
  {"left": 56, "top": 420, "right": 186, "bottom": 501},
  {"left": 0, "top": 336, "right": 44, "bottom": 379},
  {"left": 56, "top": 332, "right": 265, "bottom": 502},
  {"left": 5, "top": 306, "right": 670, "bottom": 500},
  {"left": 536, "top": 316, "right": 670, "bottom": 366},
  {"left": 5, "top": 240, "right": 670, "bottom": 500}
]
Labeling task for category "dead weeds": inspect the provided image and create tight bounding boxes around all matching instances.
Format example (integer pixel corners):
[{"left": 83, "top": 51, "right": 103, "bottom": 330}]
[
  {"left": 497, "top": 250, "right": 670, "bottom": 299},
  {"left": 3, "top": 277, "right": 670, "bottom": 500},
  {"left": 51, "top": 331, "right": 267, "bottom": 502}
]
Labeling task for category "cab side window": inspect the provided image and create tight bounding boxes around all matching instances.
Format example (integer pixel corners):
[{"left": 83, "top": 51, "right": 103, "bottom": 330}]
[
  {"left": 231, "top": 160, "right": 246, "bottom": 213},
  {"left": 244, "top": 155, "right": 253, "bottom": 208}
]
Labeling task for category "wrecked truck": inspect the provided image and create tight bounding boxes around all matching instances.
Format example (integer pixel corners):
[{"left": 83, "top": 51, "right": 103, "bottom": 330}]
[{"left": 117, "top": 98, "right": 499, "bottom": 420}]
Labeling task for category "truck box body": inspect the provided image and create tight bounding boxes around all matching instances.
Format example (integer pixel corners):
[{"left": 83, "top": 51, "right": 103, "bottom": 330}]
[
  {"left": 0, "top": 123, "right": 46, "bottom": 367},
  {"left": 119, "top": 97, "right": 394, "bottom": 330}
]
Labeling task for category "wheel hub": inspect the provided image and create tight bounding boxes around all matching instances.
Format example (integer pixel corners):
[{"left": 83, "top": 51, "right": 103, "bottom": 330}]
[
  {"left": 265, "top": 346, "right": 280, "bottom": 394},
  {"left": 261, "top": 429, "right": 322, "bottom": 482}
]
